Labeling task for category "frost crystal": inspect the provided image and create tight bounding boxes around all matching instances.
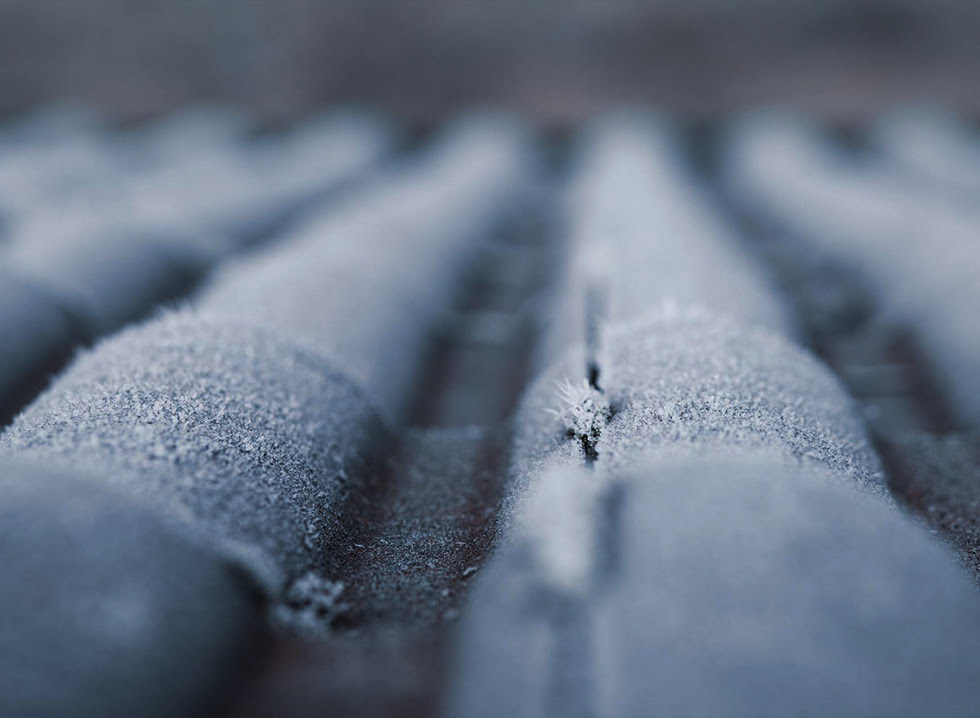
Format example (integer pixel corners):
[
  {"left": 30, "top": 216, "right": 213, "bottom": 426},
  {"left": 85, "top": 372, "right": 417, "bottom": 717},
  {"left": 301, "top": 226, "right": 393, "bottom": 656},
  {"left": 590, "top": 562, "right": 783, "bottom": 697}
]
[
  {"left": 271, "top": 571, "right": 346, "bottom": 638},
  {"left": 548, "top": 378, "right": 611, "bottom": 462}
]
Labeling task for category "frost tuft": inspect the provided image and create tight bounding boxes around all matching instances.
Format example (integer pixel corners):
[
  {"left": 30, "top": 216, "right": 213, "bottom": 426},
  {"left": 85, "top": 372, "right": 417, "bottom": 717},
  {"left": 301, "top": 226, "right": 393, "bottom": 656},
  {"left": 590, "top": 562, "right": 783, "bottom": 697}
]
[
  {"left": 548, "top": 378, "right": 612, "bottom": 463},
  {"left": 271, "top": 571, "right": 346, "bottom": 638}
]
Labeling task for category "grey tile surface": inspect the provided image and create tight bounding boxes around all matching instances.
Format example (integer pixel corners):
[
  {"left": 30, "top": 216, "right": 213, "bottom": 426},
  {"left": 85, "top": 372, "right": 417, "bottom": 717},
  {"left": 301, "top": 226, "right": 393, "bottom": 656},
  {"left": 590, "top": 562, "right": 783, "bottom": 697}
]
[
  {"left": 3, "top": 109, "right": 980, "bottom": 718},
  {"left": 0, "top": 460, "right": 267, "bottom": 718}
]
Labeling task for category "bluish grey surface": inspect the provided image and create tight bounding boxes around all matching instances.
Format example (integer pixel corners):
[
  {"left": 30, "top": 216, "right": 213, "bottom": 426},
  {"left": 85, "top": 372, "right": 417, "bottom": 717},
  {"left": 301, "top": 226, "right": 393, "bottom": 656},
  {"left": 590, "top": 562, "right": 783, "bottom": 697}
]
[
  {"left": 546, "top": 115, "right": 791, "bottom": 362},
  {"left": 0, "top": 270, "right": 90, "bottom": 423},
  {"left": 0, "top": 112, "right": 544, "bottom": 717},
  {"left": 0, "top": 109, "right": 119, "bottom": 223},
  {"left": 202, "top": 113, "right": 538, "bottom": 420},
  {"left": 119, "top": 105, "right": 254, "bottom": 165},
  {"left": 6, "top": 109, "right": 390, "bottom": 255},
  {"left": 511, "top": 309, "right": 886, "bottom": 519},
  {"left": 113, "top": 110, "right": 392, "bottom": 247},
  {"left": 0, "top": 109, "right": 391, "bottom": 426},
  {"left": 723, "top": 112, "right": 980, "bottom": 428},
  {"left": 445, "top": 116, "right": 916, "bottom": 718},
  {"left": 447, "top": 452, "right": 980, "bottom": 718},
  {"left": 873, "top": 107, "right": 980, "bottom": 200},
  {"left": 8, "top": 231, "right": 211, "bottom": 335},
  {"left": 879, "top": 430, "right": 980, "bottom": 578},
  {"left": 0, "top": 460, "right": 266, "bottom": 718},
  {"left": 453, "top": 309, "right": 893, "bottom": 717},
  {"left": 0, "top": 106, "right": 103, "bottom": 149},
  {"left": 1, "top": 312, "right": 389, "bottom": 583},
  {"left": 1, "top": 115, "right": 537, "bottom": 584}
]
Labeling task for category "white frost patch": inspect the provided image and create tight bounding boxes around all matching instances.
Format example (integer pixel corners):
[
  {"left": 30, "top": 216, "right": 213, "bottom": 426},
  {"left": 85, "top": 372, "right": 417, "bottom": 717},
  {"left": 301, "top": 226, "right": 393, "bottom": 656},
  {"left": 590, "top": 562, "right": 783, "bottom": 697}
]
[
  {"left": 271, "top": 571, "right": 346, "bottom": 638},
  {"left": 547, "top": 378, "right": 611, "bottom": 458}
]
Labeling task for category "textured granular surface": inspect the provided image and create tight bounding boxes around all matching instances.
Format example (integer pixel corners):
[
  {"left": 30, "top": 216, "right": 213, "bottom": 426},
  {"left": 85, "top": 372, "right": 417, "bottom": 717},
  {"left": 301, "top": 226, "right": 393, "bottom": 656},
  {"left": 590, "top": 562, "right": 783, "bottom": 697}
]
[
  {"left": 510, "top": 309, "right": 887, "bottom": 526},
  {"left": 882, "top": 431, "right": 980, "bottom": 579},
  {"left": 1, "top": 312, "right": 390, "bottom": 583}
]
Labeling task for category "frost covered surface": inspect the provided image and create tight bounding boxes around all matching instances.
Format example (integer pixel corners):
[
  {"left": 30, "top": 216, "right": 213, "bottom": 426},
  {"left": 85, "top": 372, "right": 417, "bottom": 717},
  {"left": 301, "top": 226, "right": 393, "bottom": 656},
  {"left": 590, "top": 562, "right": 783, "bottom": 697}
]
[
  {"left": 597, "top": 313, "right": 882, "bottom": 492},
  {"left": 724, "top": 112, "right": 980, "bottom": 427},
  {"left": 543, "top": 115, "right": 792, "bottom": 363},
  {"left": 331, "top": 426, "right": 518, "bottom": 629},
  {"left": 272, "top": 572, "right": 347, "bottom": 638},
  {"left": 0, "top": 115, "right": 533, "bottom": 618},
  {"left": 547, "top": 379, "right": 611, "bottom": 461},
  {"left": 477, "top": 308, "right": 889, "bottom": 703},
  {"left": 884, "top": 431, "right": 980, "bottom": 578},
  {"left": 0, "top": 460, "right": 265, "bottom": 718},
  {"left": 201, "top": 114, "right": 537, "bottom": 419},
  {"left": 0, "top": 312, "right": 390, "bottom": 582},
  {"left": 0, "top": 110, "right": 391, "bottom": 426},
  {"left": 510, "top": 309, "right": 886, "bottom": 521},
  {"left": 449, "top": 452, "right": 980, "bottom": 718}
]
